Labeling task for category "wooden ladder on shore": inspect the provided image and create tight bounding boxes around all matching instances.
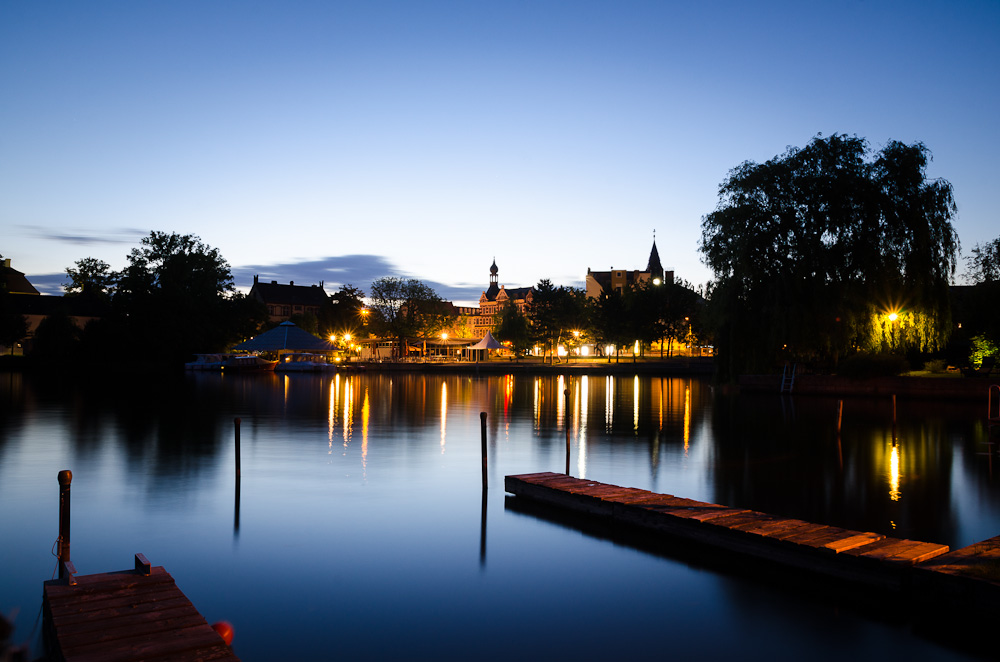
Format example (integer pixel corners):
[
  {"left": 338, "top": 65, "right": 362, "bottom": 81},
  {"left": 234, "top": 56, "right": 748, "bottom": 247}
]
[{"left": 780, "top": 363, "right": 796, "bottom": 393}]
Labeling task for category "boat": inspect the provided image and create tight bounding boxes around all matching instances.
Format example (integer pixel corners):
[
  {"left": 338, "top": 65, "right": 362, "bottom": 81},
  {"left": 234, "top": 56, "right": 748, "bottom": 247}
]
[
  {"left": 222, "top": 354, "right": 278, "bottom": 371},
  {"left": 185, "top": 353, "right": 234, "bottom": 371},
  {"left": 274, "top": 352, "right": 336, "bottom": 372}
]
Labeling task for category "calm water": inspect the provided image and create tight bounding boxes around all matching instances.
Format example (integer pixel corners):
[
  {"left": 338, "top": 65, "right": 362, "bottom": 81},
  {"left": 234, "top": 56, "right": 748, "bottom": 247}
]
[{"left": 1, "top": 370, "right": 997, "bottom": 660}]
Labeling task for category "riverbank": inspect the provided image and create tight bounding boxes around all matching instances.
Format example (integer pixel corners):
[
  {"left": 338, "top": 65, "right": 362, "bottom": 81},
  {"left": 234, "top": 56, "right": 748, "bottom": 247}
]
[{"left": 352, "top": 356, "right": 715, "bottom": 375}]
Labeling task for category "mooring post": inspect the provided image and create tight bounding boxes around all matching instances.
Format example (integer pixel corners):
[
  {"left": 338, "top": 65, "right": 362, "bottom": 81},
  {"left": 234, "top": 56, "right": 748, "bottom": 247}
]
[
  {"left": 837, "top": 399, "right": 843, "bottom": 435},
  {"left": 564, "top": 388, "right": 571, "bottom": 475},
  {"left": 57, "top": 470, "right": 72, "bottom": 579},
  {"left": 234, "top": 417, "right": 241, "bottom": 479},
  {"left": 891, "top": 394, "right": 898, "bottom": 445},
  {"left": 480, "top": 412, "right": 488, "bottom": 489}
]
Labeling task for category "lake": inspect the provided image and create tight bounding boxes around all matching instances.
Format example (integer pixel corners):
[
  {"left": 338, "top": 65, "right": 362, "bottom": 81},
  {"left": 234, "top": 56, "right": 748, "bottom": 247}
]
[{"left": 1, "top": 370, "right": 997, "bottom": 660}]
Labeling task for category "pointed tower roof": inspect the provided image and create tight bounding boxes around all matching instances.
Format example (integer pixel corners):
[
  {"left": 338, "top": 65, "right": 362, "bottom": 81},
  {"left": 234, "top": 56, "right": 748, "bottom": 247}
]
[{"left": 646, "top": 239, "right": 664, "bottom": 281}]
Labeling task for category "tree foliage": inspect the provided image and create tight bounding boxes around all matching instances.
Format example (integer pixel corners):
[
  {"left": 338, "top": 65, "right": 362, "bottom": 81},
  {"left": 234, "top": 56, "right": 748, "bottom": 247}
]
[
  {"left": 528, "top": 279, "right": 587, "bottom": 363},
  {"left": 964, "top": 237, "right": 1000, "bottom": 285},
  {"left": 367, "top": 277, "right": 442, "bottom": 354},
  {"left": 113, "top": 231, "right": 252, "bottom": 363},
  {"left": 700, "top": 134, "right": 959, "bottom": 378},
  {"left": 64, "top": 258, "right": 117, "bottom": 299},
  {"left": 494, "top": 302, "right": 531, "bottom": 358}
]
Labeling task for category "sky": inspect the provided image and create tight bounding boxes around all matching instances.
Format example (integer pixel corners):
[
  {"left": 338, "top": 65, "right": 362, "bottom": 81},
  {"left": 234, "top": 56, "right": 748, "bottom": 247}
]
[{"left": 2, "top": 1, "right": 998, "bottom": 305}]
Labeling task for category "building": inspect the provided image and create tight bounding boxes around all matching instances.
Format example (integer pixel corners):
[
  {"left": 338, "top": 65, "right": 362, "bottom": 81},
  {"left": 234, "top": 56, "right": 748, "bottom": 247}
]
[
  {"left": 249, "top": 276, "right": 331, "bottom": 323},
  {"left": 1, "top": 258, "right": 105, "bottom": 354},
  {"left": 585, "top": 240, "right": 673, "bottom": 299},
  {"left": 474, "top": 259, "right": 533, "bottom": 338},
  {"left": 1, "top": 258, "right": 40, "bottom": 296}
]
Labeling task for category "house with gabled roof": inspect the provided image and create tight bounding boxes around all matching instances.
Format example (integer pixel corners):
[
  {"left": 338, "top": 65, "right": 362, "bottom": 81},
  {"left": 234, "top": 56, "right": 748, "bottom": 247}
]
[{"left": 249, "top": 275, "right": 331, "bottom": 323}]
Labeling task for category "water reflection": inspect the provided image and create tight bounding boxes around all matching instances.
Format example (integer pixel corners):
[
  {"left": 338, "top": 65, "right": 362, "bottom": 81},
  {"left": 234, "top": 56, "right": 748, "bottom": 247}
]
[{"left": 3, "top": 371, "right": 1000, "bottom": 661}]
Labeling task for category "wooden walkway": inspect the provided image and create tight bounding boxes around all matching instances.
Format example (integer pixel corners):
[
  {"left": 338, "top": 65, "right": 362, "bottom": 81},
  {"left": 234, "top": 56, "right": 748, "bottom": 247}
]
[
  {"left": 505, "top": 472, "right": 952, "bottom": 590},
  {"left": 43, "top": 554, "right": 239, "bottom": 662}
]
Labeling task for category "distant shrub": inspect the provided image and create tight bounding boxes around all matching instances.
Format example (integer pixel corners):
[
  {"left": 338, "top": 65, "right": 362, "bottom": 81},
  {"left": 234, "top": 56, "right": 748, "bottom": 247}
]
[
  {"left": 923, "top": 359, "right": 946, "bottom": 374},
  {"left": 969, "top": 334, "right": 998, "bottom": 369},
  {"left": 837, "top": 353, "right": 909, "bottom": 378}
]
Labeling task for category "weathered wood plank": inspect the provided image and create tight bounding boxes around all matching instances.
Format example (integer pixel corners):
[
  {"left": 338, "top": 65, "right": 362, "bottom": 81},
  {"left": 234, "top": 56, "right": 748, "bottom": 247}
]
[
  {"left": 43, "top": 563, "right": 239, "bottom": 662},
  {"left": 505, "top": 473, "right": 964, "bottom": 594},
  {"left": 821, "top": 532, "right": 885, "bottom": 553}
]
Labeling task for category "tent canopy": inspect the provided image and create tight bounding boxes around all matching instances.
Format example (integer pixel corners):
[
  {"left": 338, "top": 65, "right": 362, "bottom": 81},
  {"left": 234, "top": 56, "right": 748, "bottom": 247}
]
[
  {"left": 232, "top": 321, "right": 335, "bottom": 352},
  {"left": 468, "top": 331, "right": 502, "bottom": 350}
]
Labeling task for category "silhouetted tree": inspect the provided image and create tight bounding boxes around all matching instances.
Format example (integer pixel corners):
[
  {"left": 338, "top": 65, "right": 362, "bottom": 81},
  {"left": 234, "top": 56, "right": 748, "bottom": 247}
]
[
  {"left": 0, "top": 291, "right": 28, "bottom": 355},
  {"left": 30, "top": 310, "right": 80, "bottom": 362},
  {"left": 325, "top": 284, "right": 368, "bottom": 338},
  {"left": 113, "top": 231, "right": 244, "bottom": 364},
  {"left": 529, "top": 280, "right": 587, "bottom": 363},
  {"left": 965, "top": 237, "right": 1000, "bottom": 285},
  {"left": 700, "top": 134, "right": 959, "bottom": 379},
  {"left": 494, "top": 302, "right": 531, "bottom": 358},
  {"left": 64, "top": 257, "right": 117, "bottom": 300},
  {"left": 368, "top": 277, "right": 442, "bottom": 356}
]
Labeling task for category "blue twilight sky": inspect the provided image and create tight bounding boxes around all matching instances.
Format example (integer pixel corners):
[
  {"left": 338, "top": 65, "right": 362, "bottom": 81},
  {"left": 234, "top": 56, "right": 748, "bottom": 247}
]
[{"left": 1, "top": 1, "right": 998, "bottom": 305}]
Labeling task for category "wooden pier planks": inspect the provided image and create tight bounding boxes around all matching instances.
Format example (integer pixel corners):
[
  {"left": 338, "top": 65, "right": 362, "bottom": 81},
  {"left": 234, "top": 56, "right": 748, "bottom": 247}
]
[
  {"left": 505, "top": 472, "right": 950, "bottom": 587},
  {"left": 43, "top": 562, "right": 239, "bottom": 662}
]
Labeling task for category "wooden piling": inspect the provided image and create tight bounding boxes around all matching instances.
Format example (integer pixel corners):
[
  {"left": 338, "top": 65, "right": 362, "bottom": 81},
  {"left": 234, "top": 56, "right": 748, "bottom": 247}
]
[
  {"left": 57, "top": 470, "right": 72, "bottom": 580},
  {"left": 234, "top": 417, "right": 241, "bottom": 479},
  {"left": 480, "top": 412, "right": 488, "bottom": 489},
  {"left": 564, "top": 388, "right": 571, "bottom": 475}
]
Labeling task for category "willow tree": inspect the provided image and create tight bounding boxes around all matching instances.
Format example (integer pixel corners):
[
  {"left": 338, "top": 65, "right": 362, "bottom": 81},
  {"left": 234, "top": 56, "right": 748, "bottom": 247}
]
[{"left": 700, "top": 134, "right": 958, "bottom": 379}]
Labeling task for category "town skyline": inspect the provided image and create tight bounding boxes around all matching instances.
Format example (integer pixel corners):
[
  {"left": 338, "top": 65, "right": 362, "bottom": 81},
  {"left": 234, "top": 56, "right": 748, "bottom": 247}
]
[{"left": 3, "top": 2, "right": 998, "bottom": 305}]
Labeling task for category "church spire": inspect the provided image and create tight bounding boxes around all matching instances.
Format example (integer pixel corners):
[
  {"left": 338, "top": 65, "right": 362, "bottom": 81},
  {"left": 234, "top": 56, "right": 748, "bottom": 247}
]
[{"left": 646, "top": 232, "right": 664, "bottom": 281}]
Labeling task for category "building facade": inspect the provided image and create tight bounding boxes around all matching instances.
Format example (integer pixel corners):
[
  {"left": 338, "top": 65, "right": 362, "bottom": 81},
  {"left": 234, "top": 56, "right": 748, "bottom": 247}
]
[
  {"left": 249, "top": 276, "right": 331, "bottom": 323},
  {"left": 585, "top": 240, "right": 673, "bottom": 298},
  {"left": 473, "top": 260, "right": 533, "bottom": 338}
]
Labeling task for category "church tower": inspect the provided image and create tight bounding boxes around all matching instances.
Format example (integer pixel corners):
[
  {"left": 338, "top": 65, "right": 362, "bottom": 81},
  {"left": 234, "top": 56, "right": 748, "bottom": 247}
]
[
  {"left": 646, "top": 237, "right": 664, "bottom": 282},
  {"left": 486, "top": 258, "right": 500, "bottom": 300}
]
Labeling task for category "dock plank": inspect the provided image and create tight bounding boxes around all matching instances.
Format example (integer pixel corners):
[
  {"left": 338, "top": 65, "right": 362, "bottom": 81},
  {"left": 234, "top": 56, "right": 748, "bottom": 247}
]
[
  {"left": 504, "top": 472, "right": 955, "bottom": 591},
  {"left": 43, "top": 563, "right": 239, "bottom": 662}
]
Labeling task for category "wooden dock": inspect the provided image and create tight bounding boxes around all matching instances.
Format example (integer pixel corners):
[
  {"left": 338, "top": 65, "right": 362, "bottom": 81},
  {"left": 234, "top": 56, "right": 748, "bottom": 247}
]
[
  {"left": 43, "top": 554, "right": 239, "bottom": 662},
  {"left": 505, "top": 472, "right": 953, "bottom": 590}
]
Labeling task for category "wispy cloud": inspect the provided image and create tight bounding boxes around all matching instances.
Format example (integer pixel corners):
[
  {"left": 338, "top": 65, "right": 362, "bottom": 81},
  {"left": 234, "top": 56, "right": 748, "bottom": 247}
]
[
  {"left": 233, "top": 255, "right": 484, "bottom": 305},
  {"left": 25, "top": 226, "right": 147, "bottom": 246},
  {"left": 26, "top": 253, "right": 486, "bottom": 303}
]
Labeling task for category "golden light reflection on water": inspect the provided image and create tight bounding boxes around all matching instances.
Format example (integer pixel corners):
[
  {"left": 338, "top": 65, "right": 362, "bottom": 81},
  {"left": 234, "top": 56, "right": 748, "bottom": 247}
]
[
  {"left": 533, "top": 377, "right": 541, "bottom": 431},
  {"left": 633, "top": 376, "right": 640, "bottom": 432},
  {"left": 683, "top": 381, "right": 691, "bottom": 456},
  {"left": 361, "top": 387, "right": 370, "bottom": 473},
  {"left": 576, "top": 376, "right": 588, "bottom": 478},
  {"left": 889, "top": 442, "right": 901, "bottom": 501},
  {"left": 605, "top": 376, "right": 614, "bottom": 432},
  {"left": 557, "top": 375, "right": 566, "bottom": 430},
  {"left": 343, "top": 378, "right": 354, "bottom": 449},
  {"left": 328, "top": 374, "right": 338, "bottom": 453},
  {"left": 440, "top": 382, "right": 447, "bottom": 453}
]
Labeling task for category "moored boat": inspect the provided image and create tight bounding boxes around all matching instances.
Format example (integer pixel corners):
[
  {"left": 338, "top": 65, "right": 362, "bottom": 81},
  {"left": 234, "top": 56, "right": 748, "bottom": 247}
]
[
  {"left": 222, "top": 354, "right": 278, "bottom": 371},
  {"left": 185, "top": 353, "right": 234, "bottom": 371},
  {"left": 275, "top": 352, "right": 336, "bottom": 372}
]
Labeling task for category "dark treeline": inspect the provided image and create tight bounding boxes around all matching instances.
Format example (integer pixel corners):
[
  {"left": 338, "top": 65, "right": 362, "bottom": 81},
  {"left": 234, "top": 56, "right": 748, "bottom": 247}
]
[
  {"left": 6, "top": 134, "right": 996, "bottom": 377},
  {"left": 700, "top": 133, "right": 997, "bottom": 380}
]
